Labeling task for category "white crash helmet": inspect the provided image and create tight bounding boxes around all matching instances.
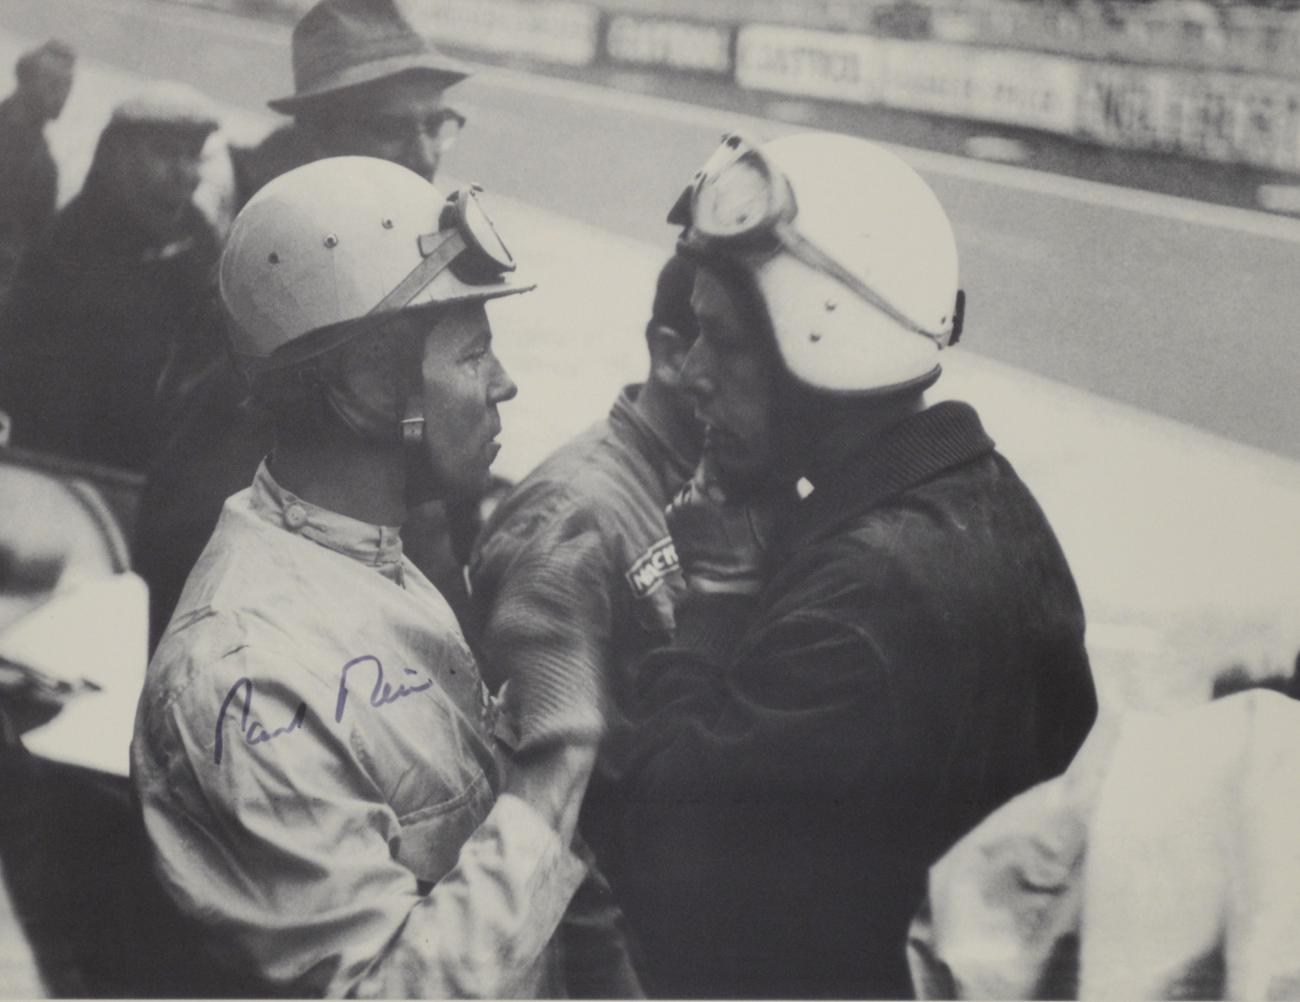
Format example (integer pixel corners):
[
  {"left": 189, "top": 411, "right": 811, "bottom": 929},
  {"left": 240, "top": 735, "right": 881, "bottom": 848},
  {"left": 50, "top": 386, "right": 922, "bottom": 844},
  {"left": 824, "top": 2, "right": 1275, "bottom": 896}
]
[
  {"left": 670, "top": 132, "right": 964, "bottom": 395},
  {"left": 221, "top": 155, "right": 532, "bottom": 376}
]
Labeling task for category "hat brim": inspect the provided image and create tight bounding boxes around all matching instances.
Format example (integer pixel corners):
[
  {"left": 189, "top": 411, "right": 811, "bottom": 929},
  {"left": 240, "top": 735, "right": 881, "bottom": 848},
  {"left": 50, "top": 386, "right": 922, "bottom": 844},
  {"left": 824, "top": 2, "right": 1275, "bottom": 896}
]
[{"left": 267, "top": 52, "right": 471, "bottom": 114}]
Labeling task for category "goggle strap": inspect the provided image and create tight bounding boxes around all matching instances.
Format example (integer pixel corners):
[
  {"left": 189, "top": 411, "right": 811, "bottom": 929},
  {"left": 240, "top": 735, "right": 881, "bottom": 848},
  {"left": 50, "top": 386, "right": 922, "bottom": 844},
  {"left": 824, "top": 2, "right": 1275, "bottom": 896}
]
[
  {"left": 774, "top": 221, "right": 949, "bottom": 348},
  {"left": 369, "top": 228, "right": 467, "bottom": 317}
]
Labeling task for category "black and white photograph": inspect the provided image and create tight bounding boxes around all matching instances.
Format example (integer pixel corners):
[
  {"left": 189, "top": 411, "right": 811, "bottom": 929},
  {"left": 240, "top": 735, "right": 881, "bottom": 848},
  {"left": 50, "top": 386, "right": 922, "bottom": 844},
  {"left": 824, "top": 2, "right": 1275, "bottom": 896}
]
[{"left": 0, "top": 0, "right": 1298, "bottom": 997}]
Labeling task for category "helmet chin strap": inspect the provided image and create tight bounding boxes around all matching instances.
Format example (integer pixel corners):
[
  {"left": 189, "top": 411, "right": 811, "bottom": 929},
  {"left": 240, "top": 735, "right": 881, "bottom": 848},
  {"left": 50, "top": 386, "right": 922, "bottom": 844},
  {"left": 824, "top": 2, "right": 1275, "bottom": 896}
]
[
  {"left": 400, "top": 386, "right": 440, "bottom": 508},
  {"left": 315, "top": 332, "right": 443, "bottom": 507}
]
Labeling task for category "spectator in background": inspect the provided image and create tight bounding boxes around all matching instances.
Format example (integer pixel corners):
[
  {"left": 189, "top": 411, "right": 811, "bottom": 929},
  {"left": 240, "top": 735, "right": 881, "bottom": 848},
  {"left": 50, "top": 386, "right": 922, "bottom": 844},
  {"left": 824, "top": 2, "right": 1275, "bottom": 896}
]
[
  {"left": 0, "top": 83, "right": 220, "bottom": 473},
  {"left": 232, "top": 0, "right": 469, "bottom": 203},
  {"left": 469, "top": 252, "right": 702, "bottom": 986},
  {"left": 0, "top": 40, "right": 75, "bottom": 308},
  {"left": 134, "top": 0, "right": 476, "bottom": 652}
]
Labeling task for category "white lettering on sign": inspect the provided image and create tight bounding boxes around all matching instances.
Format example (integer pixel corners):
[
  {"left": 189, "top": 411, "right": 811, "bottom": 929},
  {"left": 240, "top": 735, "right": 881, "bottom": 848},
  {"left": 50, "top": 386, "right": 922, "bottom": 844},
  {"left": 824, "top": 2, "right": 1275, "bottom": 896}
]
[
  {"left": 606, "top": 15, "right": 731, "bottom": 74},
  {"left": 736, "top": 24, "right": 885, "bottom": 104},
  {"left": 625, "top": 536, "right": 680, "bottom": 599}
]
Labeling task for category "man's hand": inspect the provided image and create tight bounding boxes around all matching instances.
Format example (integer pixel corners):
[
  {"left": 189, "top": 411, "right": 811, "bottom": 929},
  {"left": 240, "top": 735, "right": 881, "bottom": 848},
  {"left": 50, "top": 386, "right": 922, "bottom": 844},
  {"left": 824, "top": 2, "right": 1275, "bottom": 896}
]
[
  {"left": 666, "top": 453, "right": 795, "bottom": 596},
  {"left": 504, "top": 743, "right": 597, "bottom": 846}
]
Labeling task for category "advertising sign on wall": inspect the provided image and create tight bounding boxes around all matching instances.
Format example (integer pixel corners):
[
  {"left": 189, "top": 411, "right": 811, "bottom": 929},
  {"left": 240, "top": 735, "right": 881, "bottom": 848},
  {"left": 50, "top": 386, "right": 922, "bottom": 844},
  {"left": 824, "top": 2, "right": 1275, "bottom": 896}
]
[
  {"left": 425, "top": 0, "right": 600, "bottom": 66},
  {"left": 605, "top": 13, "right": 732, "bottom": 76},
  {"left": 1078, "top": 64, "right": 1300, "bottom": 172},
  {"left": 884, "top": 42, "right": 1079, "bottom": 134},
  {"left": 734, "top": 27, "right": 1077, "bottom": 133},
  {"left": 735, "top": 24, "right": 886, "bottom": 105}
]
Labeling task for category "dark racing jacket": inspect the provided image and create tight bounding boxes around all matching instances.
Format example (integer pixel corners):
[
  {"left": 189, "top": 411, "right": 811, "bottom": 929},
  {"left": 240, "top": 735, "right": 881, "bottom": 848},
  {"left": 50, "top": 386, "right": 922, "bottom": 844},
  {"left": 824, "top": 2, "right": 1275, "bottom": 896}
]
[
  {"left": 0, "top": 95, "right": 58, "bottom": 306},
  {"left": 0, "top": 187, "right": 219, "bottom": 473},
  {"left": 623, "top": 400, "right": 1098, "bottom": 1000},
  {"left": 470, "top": 384, "right": 697, "bottom": 897}
]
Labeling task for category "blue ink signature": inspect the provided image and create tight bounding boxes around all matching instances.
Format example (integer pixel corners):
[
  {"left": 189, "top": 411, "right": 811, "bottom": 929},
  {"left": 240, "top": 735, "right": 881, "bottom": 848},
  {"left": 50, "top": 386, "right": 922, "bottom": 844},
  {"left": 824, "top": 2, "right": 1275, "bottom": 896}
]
[
  {"left": 213, "top": 656, "right": 434, "bottom": 764},
  {"left": 334, "top": 655, "right": 434, "bottom": 723},
  {"left": 213, "top": 678, "right": 307, "bottom": 765}
]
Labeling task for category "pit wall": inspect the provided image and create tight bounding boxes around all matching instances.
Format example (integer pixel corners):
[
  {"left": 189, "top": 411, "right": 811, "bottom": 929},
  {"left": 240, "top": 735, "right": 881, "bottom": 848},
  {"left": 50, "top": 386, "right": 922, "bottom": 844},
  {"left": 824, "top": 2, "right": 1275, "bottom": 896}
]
[{"left": 202, "top": 0, "right": 1300, "bottom": 174}]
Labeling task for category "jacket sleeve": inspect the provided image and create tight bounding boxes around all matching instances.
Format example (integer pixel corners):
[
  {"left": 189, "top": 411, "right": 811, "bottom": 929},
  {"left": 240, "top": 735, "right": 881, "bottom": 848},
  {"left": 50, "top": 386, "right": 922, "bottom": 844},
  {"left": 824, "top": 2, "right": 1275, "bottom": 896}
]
[
  {"left": 474, "top": 510, "right": 646, "bottom": 995},
  {"left": 134, "top": 650, "right": 586, "bottom": 999}
]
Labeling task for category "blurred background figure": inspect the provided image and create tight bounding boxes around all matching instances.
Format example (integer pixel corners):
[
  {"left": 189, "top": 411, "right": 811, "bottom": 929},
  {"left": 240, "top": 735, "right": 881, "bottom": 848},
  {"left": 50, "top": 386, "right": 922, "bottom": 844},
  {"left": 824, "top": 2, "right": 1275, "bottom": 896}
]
[
  {"left": 0, "top": 452, "right": 226, "bottom": 997},
  {"left": 231, "top": 0, "right": 468, "bottom": 203},
  {"left": 470, "top": 251, "right": 702, "bottom": 969},
  {"left": 0, "top": 855, "right": 45, "bottom": 999},
  {"left": 135, "top": 0, "right": 477, "bottom": 654},
  {"left": 0, "top": 39, "right": 74, "bottom": 310},
  {"left": 910, "top": 617, "right": 1300, "bottom": 1001},
  {"left": 0, "top": 82, "right": 220, "bottom": 475}
]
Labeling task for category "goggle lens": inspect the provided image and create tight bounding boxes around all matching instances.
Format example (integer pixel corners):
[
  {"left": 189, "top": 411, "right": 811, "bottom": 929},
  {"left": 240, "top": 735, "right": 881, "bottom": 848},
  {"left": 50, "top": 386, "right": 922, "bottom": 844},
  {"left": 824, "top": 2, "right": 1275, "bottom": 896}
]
[
  {"left": 455, "top": 188, "right": 515, "bottom": 274},
  {"left": 694, "top": 157, "right": 779, "bottom": 239},
  {"left": 674, "top": 132, "right": 958, "bottom": 347}
]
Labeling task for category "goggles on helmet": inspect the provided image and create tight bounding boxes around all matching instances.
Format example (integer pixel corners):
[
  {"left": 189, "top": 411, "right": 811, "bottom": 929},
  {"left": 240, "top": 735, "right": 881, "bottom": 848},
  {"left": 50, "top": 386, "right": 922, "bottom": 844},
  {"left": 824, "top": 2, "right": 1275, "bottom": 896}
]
[
  {"left": 668, "top": 132, "right": 961, "bottom": 348},
  {"left": 257, "top": 184, "right": 517, "bottom": 374},
  {"left": 369, "top": 183, "right": 516, "bottom": 314}
]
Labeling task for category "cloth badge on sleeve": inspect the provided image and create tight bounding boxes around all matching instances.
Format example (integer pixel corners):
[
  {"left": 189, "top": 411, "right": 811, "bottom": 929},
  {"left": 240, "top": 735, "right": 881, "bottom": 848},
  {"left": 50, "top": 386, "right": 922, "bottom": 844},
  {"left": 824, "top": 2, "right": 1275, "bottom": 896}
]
[{"left": 625, "top": 536, "right": 679, "bottom": 598}]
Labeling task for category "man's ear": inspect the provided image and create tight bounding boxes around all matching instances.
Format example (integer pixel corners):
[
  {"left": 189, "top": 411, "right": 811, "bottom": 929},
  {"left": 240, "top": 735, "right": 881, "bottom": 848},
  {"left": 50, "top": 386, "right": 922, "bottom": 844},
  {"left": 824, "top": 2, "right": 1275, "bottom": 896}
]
[{"left": 647, "top": 324, "right": 692, "bottom": 389}]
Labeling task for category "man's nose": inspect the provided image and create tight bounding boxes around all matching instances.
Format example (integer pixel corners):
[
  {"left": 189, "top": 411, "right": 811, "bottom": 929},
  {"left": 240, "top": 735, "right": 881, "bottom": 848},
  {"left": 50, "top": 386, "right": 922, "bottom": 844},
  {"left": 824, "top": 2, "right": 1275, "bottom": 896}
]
[
  {"left": 404, "top": 133, "right": 441, "bottom": 182},
  {"left": 680, "top": 339, "right": 715, "bottom": 404},
  {"left": 489, "top": 356, "right": 518, "bottom": 406}
]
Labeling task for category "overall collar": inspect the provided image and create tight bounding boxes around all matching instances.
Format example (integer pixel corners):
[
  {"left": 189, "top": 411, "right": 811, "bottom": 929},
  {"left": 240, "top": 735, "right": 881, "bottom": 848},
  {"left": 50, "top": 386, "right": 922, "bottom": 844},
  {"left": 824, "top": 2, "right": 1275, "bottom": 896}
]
[
  {"left": 610, "top": 383, "right": 698, "bottom": 487},
  {"left": 250, "top": 460, "right": 405, "bottom": 575},
  {"left": 784, "top": 400, "right": 995, "bottom": 553}
]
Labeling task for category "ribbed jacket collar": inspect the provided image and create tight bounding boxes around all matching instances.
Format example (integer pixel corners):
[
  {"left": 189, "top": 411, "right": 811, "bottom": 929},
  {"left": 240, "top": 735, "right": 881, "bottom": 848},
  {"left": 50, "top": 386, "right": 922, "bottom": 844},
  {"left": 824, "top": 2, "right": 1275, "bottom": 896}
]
[{"left": 786, "top": 401, "right": 995, "bottom": 552}]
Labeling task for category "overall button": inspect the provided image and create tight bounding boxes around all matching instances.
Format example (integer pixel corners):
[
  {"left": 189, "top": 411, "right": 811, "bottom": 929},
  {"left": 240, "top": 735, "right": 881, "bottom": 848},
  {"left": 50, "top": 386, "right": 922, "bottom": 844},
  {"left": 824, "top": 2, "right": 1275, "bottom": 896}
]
[{"left": 283, "top": 503, "right": 308, "bottom": 530}]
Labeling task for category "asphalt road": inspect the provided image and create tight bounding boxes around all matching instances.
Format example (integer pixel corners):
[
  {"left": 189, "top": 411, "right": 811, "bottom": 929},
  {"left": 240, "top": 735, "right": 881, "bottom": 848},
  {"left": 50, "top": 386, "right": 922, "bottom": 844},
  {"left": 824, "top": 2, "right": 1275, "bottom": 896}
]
[{"left": 3, "top": 0, "right": 1300, "bottom": 463}]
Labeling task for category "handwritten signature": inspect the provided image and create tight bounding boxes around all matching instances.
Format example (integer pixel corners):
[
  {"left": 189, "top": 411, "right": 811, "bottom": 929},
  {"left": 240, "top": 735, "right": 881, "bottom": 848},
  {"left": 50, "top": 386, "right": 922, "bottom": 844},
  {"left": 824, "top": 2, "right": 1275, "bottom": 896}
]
[{"left": 213, "top": 656, "right": 434, "bottom": 764}]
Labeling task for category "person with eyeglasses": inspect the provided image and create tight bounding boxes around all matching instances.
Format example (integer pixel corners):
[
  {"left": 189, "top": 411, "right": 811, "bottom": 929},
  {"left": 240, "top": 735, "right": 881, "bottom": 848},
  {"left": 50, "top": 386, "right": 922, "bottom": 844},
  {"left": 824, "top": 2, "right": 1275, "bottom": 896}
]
[
  {"left": 132, "top": 157, "right": 639, "bottom": 997},
  {"left": 618, "top": 132, "right": 1098, "bottom": 998},
  {"left": 133, "top": 0, "right": 482, "bottom": 659},
  {"left": 231, "top": 0, "right": 470, "bottom": 202}
]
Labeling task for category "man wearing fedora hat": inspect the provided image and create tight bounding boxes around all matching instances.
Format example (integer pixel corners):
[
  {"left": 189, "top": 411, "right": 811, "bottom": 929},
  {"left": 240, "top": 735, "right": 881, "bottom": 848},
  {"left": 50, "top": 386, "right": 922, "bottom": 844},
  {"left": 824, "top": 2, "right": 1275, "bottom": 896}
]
[
  {"left": 135, "top": 0, "right": 481, "bottom": 656},
  {"left": 232, "top": 0, "right": 471, "bottom": 205}
]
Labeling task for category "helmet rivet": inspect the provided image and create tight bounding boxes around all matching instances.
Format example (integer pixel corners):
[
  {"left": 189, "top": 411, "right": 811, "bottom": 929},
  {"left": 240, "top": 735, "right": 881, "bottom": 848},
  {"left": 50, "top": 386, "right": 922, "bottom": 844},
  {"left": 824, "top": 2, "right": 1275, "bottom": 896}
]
[
  {"left": 824, "top": 298, "right": 838, "bottom": 312},
  {"left": 810, "top": 331, "right": 822, "bottom": 343},
  {"left": 267, "top": 251, "right": 279, "bottom": 264},
  {"left": 323, "top": 233, "right": 339, "bottom": 249},
  {"left": 381, "top": 218, "right": 394, "bottom": 229}
]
